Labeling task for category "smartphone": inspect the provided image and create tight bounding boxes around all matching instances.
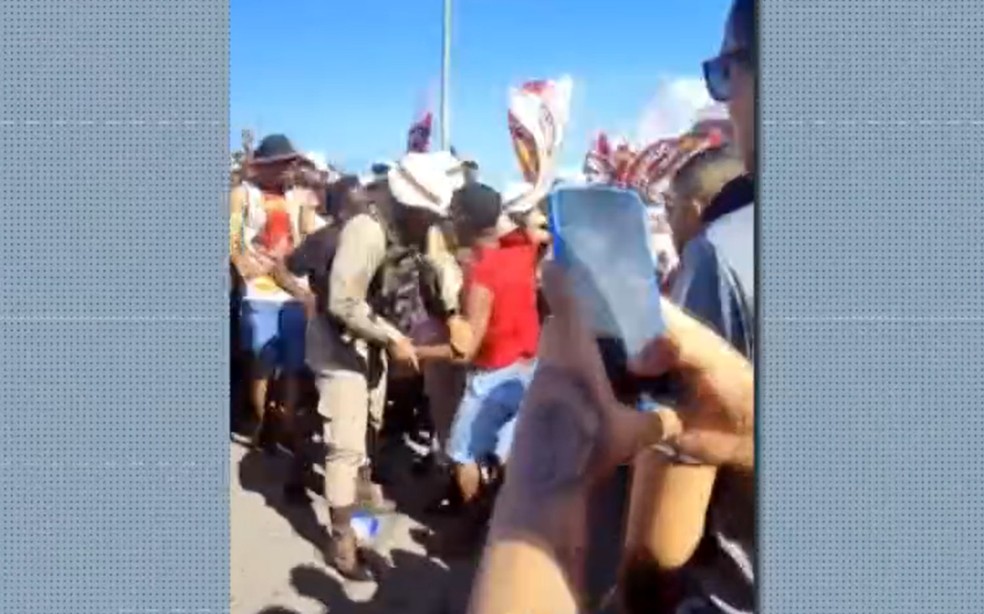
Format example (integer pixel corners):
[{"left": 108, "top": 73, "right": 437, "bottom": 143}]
[{"left": 548, "top": 185, "right": 669, "bottom": 401}]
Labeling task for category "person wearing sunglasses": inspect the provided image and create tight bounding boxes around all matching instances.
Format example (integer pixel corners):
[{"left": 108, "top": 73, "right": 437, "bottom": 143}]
[
  {"left": 463, "top": 1, "right": 757, "bottom": 614},
  {"left": 703, "top": 0, "right": 755, "bottom": 174},
  {"left": 622, "top": 1, "right": 756, "bottom": 612}
]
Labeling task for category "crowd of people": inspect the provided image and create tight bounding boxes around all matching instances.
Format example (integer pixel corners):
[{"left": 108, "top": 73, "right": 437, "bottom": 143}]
[{"left": 230, "top": 0, "right": 755, "bottom": 612}]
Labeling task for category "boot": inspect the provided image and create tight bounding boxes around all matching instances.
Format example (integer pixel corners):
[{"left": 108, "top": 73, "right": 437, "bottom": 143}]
[
  {"left": 326, "top": 507, "right": 374, "bottom": 582},
  {"left": 356, "top": 466, "right": 396, "bottom": 514}
]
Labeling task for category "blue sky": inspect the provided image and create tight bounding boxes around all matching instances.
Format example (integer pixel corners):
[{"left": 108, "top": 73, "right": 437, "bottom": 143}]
[{"left": 231, "top": 0, "right": 731, "bottom": 188}]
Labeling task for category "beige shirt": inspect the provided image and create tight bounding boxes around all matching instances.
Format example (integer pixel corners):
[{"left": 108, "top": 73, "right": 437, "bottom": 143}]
[
  {"left": 307, "top": 213, "right": 461, "bottom": 374},
  {"left": 328, "top": 213, "right": 403, "bottom": 346}
]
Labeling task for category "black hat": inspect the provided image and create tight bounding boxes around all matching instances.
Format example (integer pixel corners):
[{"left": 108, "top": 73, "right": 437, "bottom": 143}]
[
  {"left": 252, "top": 134, "right": 301, "bottom": 165},
  {"left": 451, "top": 183, "right": 502, "bottom": 232}
]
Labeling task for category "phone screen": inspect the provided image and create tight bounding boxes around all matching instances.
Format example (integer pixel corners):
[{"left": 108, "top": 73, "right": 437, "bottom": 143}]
[{"left": 549, "top": 185, "right": 666, "bottom": 400}]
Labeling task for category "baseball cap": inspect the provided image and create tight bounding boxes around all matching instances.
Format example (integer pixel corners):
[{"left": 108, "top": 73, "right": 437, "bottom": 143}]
[{"left": 451, "top": 183, "right": 502, "bottom": 232}]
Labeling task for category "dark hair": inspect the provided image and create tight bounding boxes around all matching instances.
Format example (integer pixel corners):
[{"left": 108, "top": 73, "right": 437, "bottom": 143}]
[
  {"left": 324, "top": 174, "right": 361, "bottom": 215},
  {"left": 729, "top": 0, "right": 755, "bottom": 52},
  {"left": 452, "top": 183, "right": 502, "bottom": 233}
]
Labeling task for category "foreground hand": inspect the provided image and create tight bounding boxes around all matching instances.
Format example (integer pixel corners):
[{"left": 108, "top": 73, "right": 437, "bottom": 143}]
[
  {"left": 501, "top": 264, "right": 679, "bottom": 506},
  {"left": 488, "top": 264, "right": 678, "bottom": 597},
  {"left": 630, "top": 299, "right": 755, "bottom": 470}
]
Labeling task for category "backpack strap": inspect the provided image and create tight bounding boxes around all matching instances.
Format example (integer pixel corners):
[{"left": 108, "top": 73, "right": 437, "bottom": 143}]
[{"left": 725, "top": 263, "right": 755, "bottom": 361}]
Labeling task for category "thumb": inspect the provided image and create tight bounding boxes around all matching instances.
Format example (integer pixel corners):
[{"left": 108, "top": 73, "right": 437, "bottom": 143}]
[
  {"left": 538, "top": 263, "right": 598, "bottom": 369},
  {"left": 537, "top": 263, "right": 617, "bottom": 406}
]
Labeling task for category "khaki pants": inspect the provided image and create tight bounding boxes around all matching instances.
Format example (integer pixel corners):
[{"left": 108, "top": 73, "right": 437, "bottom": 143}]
[{"left": 316, "top": 368, "right": 387, "bottom": 509}]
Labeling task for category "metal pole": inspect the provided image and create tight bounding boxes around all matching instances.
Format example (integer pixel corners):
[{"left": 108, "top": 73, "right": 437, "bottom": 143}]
[{"left": 440, "top": 0, "right": 452, "bottom": 150}]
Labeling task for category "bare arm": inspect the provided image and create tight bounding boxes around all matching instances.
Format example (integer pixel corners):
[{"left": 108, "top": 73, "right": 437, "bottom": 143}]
[
  {"left": 622, "top": 450, "right": 717, "bottom": 572},
  {"left": 268, "top": 260, "right": 315, "bottom": 304},
  {"left": 229, "top": 186, "right": 262, "bottom": 279},
  {"left": 416, "top": 282, "right": 492, "bottom": 364},
  {"left": 469, "top": 490, "right": 586, "bottom": 614}
]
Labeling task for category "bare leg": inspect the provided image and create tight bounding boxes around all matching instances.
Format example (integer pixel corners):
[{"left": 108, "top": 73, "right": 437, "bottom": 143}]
[
  {"left": 248, "top": 376, "right": 270, "bottom": 447},
  {"left": 455, "top": 462, "right": 481, "bottom": 504}
]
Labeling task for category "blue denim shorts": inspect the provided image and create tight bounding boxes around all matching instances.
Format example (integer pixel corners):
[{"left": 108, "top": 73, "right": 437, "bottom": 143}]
[
  {"left": 446, "top": 360, "right": 536, "bottom": 464},
  {"left": 240, "top": 299, "right": 307, "bottom": 375}
]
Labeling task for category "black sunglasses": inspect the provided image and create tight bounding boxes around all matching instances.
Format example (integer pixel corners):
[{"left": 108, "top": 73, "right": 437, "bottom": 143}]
[{"left": 702, "top": 48, "right": 753, "bottom": 103}]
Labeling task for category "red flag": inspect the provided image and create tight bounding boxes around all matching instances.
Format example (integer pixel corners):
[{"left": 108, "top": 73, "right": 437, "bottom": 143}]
[{"left": 407, "top": 110, "right": 433, "bottom": 153}]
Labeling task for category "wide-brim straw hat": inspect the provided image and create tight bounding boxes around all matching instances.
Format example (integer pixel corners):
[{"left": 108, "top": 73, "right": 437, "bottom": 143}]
[{"left": 251, "top": 134, "right": 304, "bottom": 165}]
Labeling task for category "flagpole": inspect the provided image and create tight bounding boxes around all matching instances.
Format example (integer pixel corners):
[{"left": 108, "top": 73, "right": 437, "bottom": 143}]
[{"left": 440, "top": 0, "right": 452, "bottom": 150}]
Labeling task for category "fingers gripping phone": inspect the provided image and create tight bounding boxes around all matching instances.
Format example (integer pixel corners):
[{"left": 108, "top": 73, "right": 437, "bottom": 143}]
[{"left": 548, "top": 185, "right": 670, "bottom": 402}]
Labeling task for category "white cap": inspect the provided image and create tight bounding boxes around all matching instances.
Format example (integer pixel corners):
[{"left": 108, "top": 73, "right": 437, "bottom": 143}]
[{"left": 387, "top": 152, "right": 457, "bottom": 217}]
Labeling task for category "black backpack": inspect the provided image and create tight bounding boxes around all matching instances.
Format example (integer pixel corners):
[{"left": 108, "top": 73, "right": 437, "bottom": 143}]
[
  {"left": 371, "top": 243, "right": 444, "bottom": 337},
  {"left": 289, "top": 211, "right": 441, "bottom": 339}
]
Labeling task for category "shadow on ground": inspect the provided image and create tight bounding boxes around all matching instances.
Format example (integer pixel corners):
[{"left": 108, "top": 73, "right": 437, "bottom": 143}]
[
  {"left": 251, "top": 549, "right": 475, "bottom": 614},
  {"left": 237, "top": 444, "right": 328, "bottom": 553},
  {"left": 238, "top": 444, "right": 629, "bottom": 614},
  {"left": 236, "top": 434, "right": 481, "bottom": 614}
]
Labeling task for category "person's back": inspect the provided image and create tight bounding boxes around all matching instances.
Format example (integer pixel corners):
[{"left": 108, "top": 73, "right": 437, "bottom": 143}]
[
  {"left": 619, "top": 146, "right": 751, "bottom": 614},
  {"left": 467, "top": 228, "right": 540, "bottom": 370}
]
